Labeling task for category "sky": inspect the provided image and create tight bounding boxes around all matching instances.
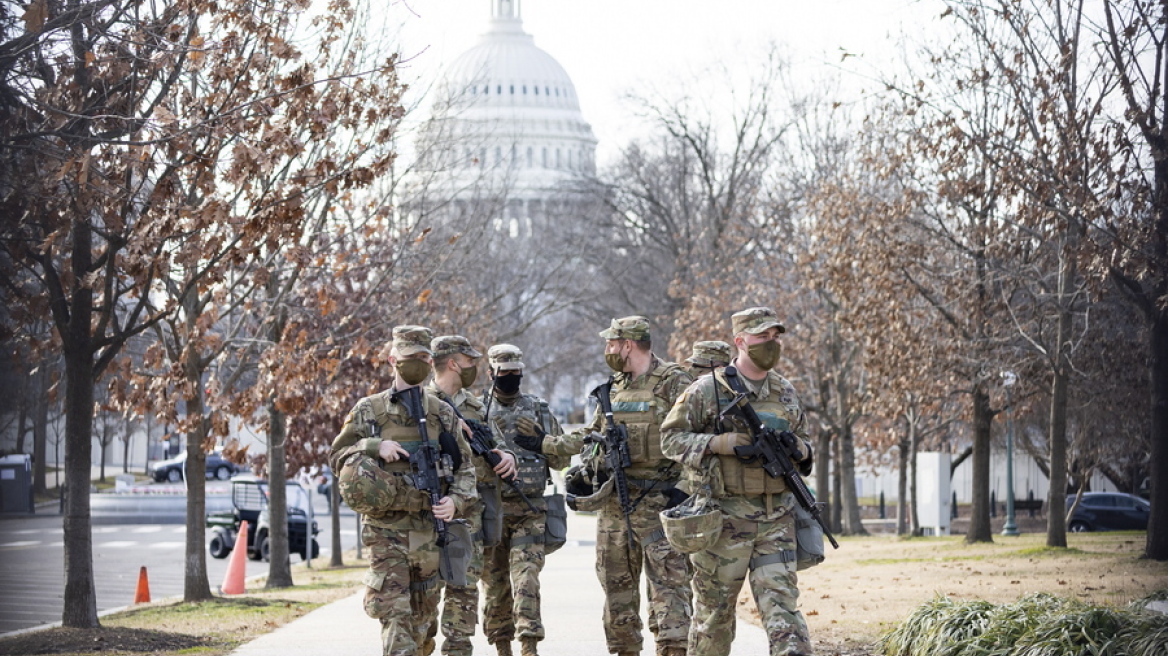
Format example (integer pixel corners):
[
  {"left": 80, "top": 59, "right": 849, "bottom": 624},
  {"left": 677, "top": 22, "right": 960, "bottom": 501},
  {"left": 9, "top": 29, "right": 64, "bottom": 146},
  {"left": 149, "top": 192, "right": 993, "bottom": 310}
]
[{"left": 383, "top": 0, "right": 945, "bottom": 166}]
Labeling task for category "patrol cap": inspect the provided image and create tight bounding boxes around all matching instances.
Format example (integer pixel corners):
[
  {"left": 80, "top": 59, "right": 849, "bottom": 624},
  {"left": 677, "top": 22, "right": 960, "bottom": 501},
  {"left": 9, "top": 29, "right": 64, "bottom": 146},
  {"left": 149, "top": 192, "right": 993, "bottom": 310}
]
[
  {"left": 686, "top": 340, "right": 732, "bottom": 367},
  {"left": 392, "top": 325, "right": 433, "bottom": 356},
  {"left": 598, "top": 315, "right": 651, "bottom": 341},
  {"left": 431, "top": 335, "right": 482, "bottom": 359},
  {"left": 487, "top": 343, "right": 525, "bottom": 371},
  {"left": 731, "top": 307, "right": 786, "bottom": 335}
]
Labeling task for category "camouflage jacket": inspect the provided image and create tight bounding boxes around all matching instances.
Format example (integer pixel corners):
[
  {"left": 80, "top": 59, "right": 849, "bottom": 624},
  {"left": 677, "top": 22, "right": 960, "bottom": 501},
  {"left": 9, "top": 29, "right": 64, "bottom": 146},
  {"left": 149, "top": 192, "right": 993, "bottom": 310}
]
[
  {"left": 428, "top": 382, "right": 514, "bottom": 489},
  {"left": 330, "top": 385, "right": 476, "bottom": 529},
  {"left": 660, "top": 367, "right": 811, "bottom": 516},
  {"left": 543, "top": 355, "right": 692, "bottom": 481},
  {"left": 486, "top": 392, "right": 570, "bottom": 472}
]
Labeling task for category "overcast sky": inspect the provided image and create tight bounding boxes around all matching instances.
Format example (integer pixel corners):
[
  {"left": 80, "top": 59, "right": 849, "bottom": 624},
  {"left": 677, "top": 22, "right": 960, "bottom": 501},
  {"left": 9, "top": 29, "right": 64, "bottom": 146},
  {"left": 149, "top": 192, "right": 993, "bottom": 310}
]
[{"left": 386, "top": 0, "right": 945, "bottom": 166}]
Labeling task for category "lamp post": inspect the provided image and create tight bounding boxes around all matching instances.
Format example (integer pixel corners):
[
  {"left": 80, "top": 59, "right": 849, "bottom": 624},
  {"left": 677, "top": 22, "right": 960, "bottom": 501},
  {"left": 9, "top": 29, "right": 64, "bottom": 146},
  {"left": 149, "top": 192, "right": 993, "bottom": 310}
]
[{"left": 1001, "top": 371, "right": 1019, "bottom": 536}]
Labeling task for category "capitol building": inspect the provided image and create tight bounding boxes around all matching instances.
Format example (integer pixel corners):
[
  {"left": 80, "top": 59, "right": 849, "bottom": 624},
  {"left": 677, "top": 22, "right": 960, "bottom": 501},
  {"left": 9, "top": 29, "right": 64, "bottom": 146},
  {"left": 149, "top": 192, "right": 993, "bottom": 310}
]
[{"left": 412, "top": 0, "right": 598, "bottom": 224}]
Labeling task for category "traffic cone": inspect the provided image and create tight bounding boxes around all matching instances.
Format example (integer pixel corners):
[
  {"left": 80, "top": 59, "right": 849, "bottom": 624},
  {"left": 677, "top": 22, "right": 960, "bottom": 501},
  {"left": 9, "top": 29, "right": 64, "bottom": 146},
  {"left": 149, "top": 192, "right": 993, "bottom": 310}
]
[
  {"left": 220, "top": 519, "right": 248, "bottom": 595},
  {"left": 134, "top": 566, "right": 150, "bottom": 603}
]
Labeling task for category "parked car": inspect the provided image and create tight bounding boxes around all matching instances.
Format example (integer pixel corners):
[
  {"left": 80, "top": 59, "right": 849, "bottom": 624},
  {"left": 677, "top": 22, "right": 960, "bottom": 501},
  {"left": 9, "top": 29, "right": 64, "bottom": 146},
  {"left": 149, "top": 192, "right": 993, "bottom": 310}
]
[
  {"left": 207, "top": 475, "right": 320, "bottom": 562},
  {"left": 1066, "top": 492, "right": 1150, "bottom": 532},
  {"left": 152, "top": 450, "right": 242, "bottom": 483}
]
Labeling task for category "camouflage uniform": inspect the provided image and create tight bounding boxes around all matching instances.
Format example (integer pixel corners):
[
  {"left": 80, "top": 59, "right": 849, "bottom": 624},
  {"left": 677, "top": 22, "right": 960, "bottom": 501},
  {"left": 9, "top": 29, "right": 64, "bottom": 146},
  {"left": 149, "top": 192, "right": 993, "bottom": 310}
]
[
  {"left": 424, "top": 335, "right": 493, "bottom": 656},
  {"left": 540, "top": 317, "right": 694, "bottom": 656},
  {"left": 684, "top": 340, "right": 732, "bottom": 379},
  {"left": 330, "top": 326, "right": 477, "bottom": 656},
  {"left": 660, "top": 308, "right": 814, "bottom": 656},
  {"left": 480, "top": 345, "right": 570, "bottom": 655}
]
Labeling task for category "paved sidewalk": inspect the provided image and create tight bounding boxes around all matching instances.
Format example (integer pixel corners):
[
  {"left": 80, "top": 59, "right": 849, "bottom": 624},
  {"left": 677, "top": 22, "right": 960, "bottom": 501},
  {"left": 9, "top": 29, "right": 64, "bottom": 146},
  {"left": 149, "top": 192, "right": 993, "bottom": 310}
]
[{"left": 229, "top": 510, "right": 771, "bottom": 656}]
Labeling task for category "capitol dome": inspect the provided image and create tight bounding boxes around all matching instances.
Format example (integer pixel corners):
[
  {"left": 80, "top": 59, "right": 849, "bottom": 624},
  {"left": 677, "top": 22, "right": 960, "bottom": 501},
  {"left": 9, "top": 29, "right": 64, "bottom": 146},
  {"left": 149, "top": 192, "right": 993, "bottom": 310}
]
[{"left": 419, "top": 0, "right": 598, "bottom": 205}]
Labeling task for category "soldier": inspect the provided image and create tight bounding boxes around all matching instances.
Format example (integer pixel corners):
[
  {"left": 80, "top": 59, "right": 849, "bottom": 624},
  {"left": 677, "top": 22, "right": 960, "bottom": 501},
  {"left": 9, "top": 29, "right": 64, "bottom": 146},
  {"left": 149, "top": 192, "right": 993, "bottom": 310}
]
[
  {"left": 513, "top": 317, "right": 693, "bottom": 656},
  {"left": 660, "top": 307, "right": 815, "bottom": 656},
  {"left": 683, "top": 340, "right": 732, "bottom": 378},
  {"left": 424, "top": 335, "right": 518, "bottom": 656},
  {"left": 480, "top": 344, "right": 569, "bottom": 656},
  {"left": 330, "top": 325, "right": 477, "bottom": 656}
]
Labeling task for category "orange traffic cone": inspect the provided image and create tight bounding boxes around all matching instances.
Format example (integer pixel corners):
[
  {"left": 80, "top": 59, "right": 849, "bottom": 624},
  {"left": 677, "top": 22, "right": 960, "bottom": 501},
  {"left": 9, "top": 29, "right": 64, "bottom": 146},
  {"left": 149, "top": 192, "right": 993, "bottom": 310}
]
[
  {"left": 220, "top": 519, "right": 248, "bottom": 595},
  {"left": 134, "top": 566, "right": 150, "bottom": 604}
]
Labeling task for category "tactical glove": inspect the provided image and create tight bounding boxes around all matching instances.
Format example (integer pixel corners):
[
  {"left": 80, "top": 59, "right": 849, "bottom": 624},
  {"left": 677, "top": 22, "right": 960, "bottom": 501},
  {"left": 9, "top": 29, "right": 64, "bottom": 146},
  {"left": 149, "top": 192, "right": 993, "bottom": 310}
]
[
  {"left": 515, "top": 416, "right": 546, "bottom": 439},
  {"left": 512, "top": 432, "right": 544, "bottom": 453},
  {"left": 707, "top": 432, "right": 751, "bottom": 455}
]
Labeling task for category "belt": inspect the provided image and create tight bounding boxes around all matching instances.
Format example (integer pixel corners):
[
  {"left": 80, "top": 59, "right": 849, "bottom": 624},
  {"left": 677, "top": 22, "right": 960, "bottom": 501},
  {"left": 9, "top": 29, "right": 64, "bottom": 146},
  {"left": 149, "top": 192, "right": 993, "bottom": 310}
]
[{"left": 748, "top": 550, "right": 796, "bottom": 571}]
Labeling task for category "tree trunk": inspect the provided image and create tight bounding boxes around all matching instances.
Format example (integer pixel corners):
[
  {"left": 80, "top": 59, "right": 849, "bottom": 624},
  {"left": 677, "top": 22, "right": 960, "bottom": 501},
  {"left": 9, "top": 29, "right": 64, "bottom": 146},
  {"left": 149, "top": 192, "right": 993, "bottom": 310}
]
[
  {"left": 33, "top": 366, "right": 49, "bottom": 496},
  {"left": 1045, "top": 257, "right": 1074, "bottom": 548},
  {"left": 966, "top": 385, "right": 994, "bottom": 543},
  {"left": 266, "top": 403, "right": 293, "bottom": 588},
  {"left": 839, "top": 425, "right": 868, "bottom": 536},
  {"left": 897, "top": 432, "right": 910, "bottom": 536},
  {"left": 123, "top": 416, "right": 132, "bottom": 474},
  {"left": 16, "top": 394, "right": 28, "bottom": 454},
  {"left": 182, "top": 323, "right": 213, "bottom": 602},
  {"left": 61, "top": 222, "right": 99, "bottom": 628},
  {"left": 1148, "top": 306, "right": 1168, "bottom": 560},
  {"left": 831, "top": 433, "right": 843, "bottom": 534},
  {"left": 98, "top": 418, "right": 108, "bottom": 482},
  {"left": 329, "top": 470, "right": 343, "bottom": 567},
  {"left": 909, "top": 421, "right": 922, "bottom": 536},
  {"left": 815, "top": 428, "right": 832, "bottom": 531}
]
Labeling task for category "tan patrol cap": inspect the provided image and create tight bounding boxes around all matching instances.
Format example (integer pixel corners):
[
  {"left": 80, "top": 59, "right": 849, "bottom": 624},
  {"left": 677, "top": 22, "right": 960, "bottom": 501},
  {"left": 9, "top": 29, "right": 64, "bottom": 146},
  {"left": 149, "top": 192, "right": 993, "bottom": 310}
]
[
  {"left": 392, "top": 325, "right": 433, "bottom": 356},
  {"left": 598, "top": 315, "right": 651, "bottom": 341},
  {"left": 731, "top": 307, "right": 786, "bottom": 335},
  {"left": 686, "top": 340, "right": 732, "bottom": 367},
  {"left": 487, "top": 344, "right": 525, "bottom": 371},
  {"left": 431, "top": 335, "right": 482, "bottom": 359}
]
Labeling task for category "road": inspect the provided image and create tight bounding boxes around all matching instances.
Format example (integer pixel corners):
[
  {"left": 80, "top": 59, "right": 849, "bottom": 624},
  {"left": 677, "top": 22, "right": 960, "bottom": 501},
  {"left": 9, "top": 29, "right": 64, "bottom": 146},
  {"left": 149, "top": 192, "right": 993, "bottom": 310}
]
[{"left": 0, "top": 490, "right": 361, "bottom": 635}]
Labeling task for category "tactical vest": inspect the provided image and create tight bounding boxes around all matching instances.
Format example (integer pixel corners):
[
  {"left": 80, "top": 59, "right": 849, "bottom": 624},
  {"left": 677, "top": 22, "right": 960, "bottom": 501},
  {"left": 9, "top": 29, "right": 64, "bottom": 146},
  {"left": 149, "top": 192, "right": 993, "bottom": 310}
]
[
  {"left": 713, "top": 370, "right": 792, "bottom": 496},
  {"left": 368, "top": 392, "right": 450, "bottom": 476},
  {"left": 488, "top": 394, "right": 552, "bottom": 498},
  {"left": 610, "top": 363, "right": 678, "bottom": 467}
]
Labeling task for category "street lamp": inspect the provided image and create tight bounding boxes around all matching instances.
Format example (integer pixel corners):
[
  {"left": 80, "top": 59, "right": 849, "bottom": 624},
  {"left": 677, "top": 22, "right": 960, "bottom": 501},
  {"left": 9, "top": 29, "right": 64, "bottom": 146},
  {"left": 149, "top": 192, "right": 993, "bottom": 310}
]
[{"left": 1001, "top": 371, "right": 1019, "bottom": 537}]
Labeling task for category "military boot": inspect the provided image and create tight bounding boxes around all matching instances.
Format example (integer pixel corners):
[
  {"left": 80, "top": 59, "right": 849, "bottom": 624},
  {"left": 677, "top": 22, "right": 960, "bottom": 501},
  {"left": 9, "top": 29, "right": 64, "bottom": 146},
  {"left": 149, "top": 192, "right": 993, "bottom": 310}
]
[
  {"left": 616, "top": 652, "right": 639, "bottom": 656},
  {"left": 494, "top": 641, "right": 513, "bottom": 656},
  {"left": 657, "top": 647, "right": 685, "bottom": 656},
  {"left": 520, "top": 637, "right": 539, "bottom": 656}
]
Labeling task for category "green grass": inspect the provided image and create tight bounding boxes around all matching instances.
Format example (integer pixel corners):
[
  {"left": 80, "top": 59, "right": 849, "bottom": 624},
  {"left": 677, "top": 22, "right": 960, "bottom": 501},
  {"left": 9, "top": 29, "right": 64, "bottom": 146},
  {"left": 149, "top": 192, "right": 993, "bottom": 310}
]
[{"left": 879, "top": 591, "right": 1168, "bottom": 656}]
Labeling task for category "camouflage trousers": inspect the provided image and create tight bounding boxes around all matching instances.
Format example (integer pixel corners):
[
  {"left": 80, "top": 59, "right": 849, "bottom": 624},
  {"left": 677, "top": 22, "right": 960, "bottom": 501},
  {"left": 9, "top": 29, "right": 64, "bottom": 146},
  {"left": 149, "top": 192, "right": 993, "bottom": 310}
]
[
  {"left": 423, "top": 498, "right": 484, "bottom": 656},
  {"left": 595, "top": 486, "right": 692, "bottom": 654},
  {"left": 481, "top": 495, "right": 548, "bottom": 644},
  {"left": 689, "top": 494, "right": 811, "bottom": 656},
  {"left": 361, "top": 522, "right": 442, "bottom": 656}
]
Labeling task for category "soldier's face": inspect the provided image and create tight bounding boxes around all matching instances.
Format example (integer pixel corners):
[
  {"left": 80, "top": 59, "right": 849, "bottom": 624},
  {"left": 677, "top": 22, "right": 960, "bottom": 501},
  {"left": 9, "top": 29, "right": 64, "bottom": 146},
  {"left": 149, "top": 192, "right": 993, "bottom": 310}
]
[{"left": 738, "top": 328, "right": 782, "bottom": 349}]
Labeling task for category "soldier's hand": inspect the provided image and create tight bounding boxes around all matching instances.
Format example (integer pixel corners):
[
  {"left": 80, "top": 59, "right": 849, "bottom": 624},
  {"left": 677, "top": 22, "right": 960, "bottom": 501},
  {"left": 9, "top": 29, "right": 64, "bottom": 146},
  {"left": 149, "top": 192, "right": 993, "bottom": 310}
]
[
  {"left": 707, "top": 432, "right": 751, "bottom": 455},
  {"left": 512, "top": 432, "right": 543, "bottom": 453},
  {"left": 493, "top": 449, "right": 518, "bottom": 479},
  {"left": 378, "top": 440, "right": 410, "bottom": 463},
  {"left": 515, "top": 416, "right": 546, "bottom": 439},
  {"left": 432, "top": 495, "right": 456, "bottom": 522}
]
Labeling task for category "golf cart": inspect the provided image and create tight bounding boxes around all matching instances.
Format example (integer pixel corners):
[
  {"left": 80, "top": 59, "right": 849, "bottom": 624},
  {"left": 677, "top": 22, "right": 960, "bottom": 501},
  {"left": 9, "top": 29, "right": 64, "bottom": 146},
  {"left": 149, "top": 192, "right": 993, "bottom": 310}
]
[{"left": 207, "top": 475, "right": 320, "bottom": 562}]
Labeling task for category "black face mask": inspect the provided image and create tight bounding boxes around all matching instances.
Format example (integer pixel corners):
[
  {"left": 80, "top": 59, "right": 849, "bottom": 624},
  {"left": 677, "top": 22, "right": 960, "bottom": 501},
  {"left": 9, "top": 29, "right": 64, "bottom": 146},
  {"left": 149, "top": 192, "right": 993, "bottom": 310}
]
[{"left": 494, "top": 373, "right": 522, "bottom": 395}]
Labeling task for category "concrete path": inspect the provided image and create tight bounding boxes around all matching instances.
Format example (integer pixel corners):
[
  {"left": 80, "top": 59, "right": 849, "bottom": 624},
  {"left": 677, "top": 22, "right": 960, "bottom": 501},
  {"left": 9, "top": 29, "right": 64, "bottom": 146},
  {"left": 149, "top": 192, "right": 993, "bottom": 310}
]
[{"left": 229, "top": 510, "right": 770, "bottom": 655}]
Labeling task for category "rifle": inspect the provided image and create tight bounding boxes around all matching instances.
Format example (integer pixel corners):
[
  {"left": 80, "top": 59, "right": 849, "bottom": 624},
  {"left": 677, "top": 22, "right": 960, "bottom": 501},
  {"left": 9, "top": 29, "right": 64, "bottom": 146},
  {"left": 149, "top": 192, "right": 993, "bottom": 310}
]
[
  {"left": 394, "top": 385, "right": 465, "bottom": 583},
  {"left": 589, "top": 377, "right": 635, "bottom": 542},
  {"left": 444, "top": 398, "right": 537, "bottom": 512},
  {"left": 720, "top": 366, "right": 840, "bottom": 550}
]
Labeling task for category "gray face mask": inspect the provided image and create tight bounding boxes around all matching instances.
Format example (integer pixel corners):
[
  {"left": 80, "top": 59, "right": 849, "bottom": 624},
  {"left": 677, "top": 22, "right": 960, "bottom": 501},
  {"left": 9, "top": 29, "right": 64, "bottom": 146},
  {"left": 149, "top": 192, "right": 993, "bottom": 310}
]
[
  {"left": 746, "top": 341, "right": 781, "bottom": 371},
  {"left": 395, "top": 359, "right": 432, "bottom": 386}
]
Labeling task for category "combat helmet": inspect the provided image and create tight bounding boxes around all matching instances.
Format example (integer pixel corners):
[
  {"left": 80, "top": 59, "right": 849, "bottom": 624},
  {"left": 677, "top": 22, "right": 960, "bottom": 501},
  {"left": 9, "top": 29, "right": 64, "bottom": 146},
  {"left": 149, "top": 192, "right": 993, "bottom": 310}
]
[
  {"left": 563, "top": 464, "right": 614, "bottom": 512},
  {"left": 659, "top": 489, "right": 722, "bottom": 554},
  {"left": 336, "top": 452, "right": 416, "bottom": 518}
]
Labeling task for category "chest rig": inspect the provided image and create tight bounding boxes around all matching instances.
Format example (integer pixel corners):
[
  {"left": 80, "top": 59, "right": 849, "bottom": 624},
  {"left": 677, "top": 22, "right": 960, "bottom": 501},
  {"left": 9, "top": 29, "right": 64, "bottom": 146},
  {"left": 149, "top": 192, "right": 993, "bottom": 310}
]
[
  {"left": 488, "top": 393, "right": 552, "bottom": 497},
  {"left": 712, "top": 370, "right": 793, "bottom": 496},
  {"left": 610, "top": 363, "right": 679, "bottom": 469},
  {"left": 367, "top": 390, "right": 453, "bottom": 477}
]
